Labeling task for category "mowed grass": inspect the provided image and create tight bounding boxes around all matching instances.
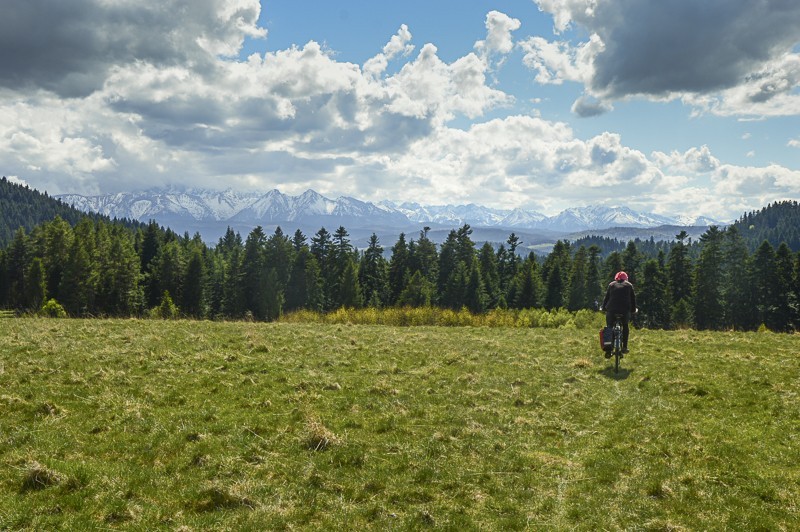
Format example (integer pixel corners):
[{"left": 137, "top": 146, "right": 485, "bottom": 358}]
[{"left": 0, "top": 318, "right": 798, "bottom": 530}]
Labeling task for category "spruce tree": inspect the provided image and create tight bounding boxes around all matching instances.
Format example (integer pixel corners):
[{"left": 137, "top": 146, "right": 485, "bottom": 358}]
[
  {"left": 359, "top": 234, "right": 389, "bottom": 308},
  {"left": 693, "top": 227, "right": 725, "bottom": 330},
  {"left": 388, "top": 233, "right": 411, "bottom": 305},
  {"left": 567, "top": 246, "right": 588, "bottom": 311},
  {"left": 773, "top": 243, "right": 794, "bottom": 331},
  {"left": 721, "top": 226, "right": 755, "bottom": 330},
  {"left": 752, "top": 240, "right": 778, "bottom": 329},
  {"left": 478, "top": 242, "right": 500, "bottom": 308}
]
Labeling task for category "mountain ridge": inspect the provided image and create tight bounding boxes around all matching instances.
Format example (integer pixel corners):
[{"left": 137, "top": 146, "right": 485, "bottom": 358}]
[{"left": 57, "top": 187, "right": 723, "bottom": 238}]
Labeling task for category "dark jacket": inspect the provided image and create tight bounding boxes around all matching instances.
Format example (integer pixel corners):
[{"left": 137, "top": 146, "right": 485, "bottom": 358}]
[{"left": 602, "top": 280, "right": 636, "bottom": 314}]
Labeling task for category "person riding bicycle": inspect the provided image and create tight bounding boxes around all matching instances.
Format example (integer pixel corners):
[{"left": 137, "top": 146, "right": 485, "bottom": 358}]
[{"left": 601, "top": 271, "right": 637, "bottom": 355}]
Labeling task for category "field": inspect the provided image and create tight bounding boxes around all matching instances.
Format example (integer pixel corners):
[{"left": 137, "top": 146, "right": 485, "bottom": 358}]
[{"left": 1, "top": 318, "right": 798, "bottom": 530}]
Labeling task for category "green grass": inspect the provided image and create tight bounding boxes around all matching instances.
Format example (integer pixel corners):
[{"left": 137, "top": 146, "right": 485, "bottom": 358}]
[{"left": 0, "top": 318, "right": 798, "bottom": 530}]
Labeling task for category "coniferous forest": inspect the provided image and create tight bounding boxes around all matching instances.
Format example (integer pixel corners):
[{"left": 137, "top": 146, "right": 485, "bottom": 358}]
[{"left": 1, "top": 177, "right": 799, "bottom": 332}]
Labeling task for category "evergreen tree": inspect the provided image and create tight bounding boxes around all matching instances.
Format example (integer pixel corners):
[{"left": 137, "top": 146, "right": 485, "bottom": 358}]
[
  {"left": 412, "top": 227, "right": 438, "bottom": 285},
  {"left": 693, "top": 227, "right": 725, "bottom": 330},
  {"left": 40, "top": 216, "right": 72, "bottom": 302},
  {"left": 513, "top": 258, "right": 540, "bottom": 309},
  {"left": 338, "top": 259, "right": 363, "bottom": 309},
  {"left": 242, "top": 226, "right": 269, "bottom": 320},
  {"left": 639, "top": 258, "right": 669, "bottom": 328},
  {"left": 388, "top": 233, "right": 411, "bottom": 304},
  {"left": 182, "top": 248, "right": 206, "bottom": 318},
  {"left": 772, "top": 243, "right": 793, "bottom": 331},
  {"left": 397, "top": 270, "right": 434, "bottom": 307},
  {"left": 751, "top": 240, "right": 778, "bottom": 329},
  {"left": 359, "top": 234, "right": 389, "bottom": 308},
  {"left": 622, "top": 240, "right": 642, "bottom": 285},
  {"left": 263, "top": 267, "right": 284, "bottom": 321},
  {"left": 0, "top": 250, "right": 8, "bottom": 307},
  {"left": 25, "top": 257, "right": 47, "bottom": 311},
  {"left": 59, "top": 234, "right": 95, "bottom": 316},
  {"left": 311, "top": 228, "right": 333, "bottom": 309},
  {"left": 567, "top": 246, "right": 588, "bottom": 311},
  {"left": 604, "top": 251, "right": 624, "bottom": 284},
  {"left": 464, "top": 257, "right": 487, "bottom": 313},
  {"left": 478, "top": 242, "right": 500, "bottom": 308},
  {"left": 667, "top": 231, "right": 693, "bottom": 306},
  {"left": 721, "top": 226, "right": 755, "bottom": 330},
  {"left": 544, "top": 262, "right": 565, "bottom": 309},
  {"left": 7, "top": 228, "right": 28, "bottom": 310},
  {"left": 586, "top": 245, "right": 603, "bottom": 310}
]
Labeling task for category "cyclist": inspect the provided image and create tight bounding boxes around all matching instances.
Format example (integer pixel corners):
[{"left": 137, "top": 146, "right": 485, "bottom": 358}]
[{"left": 600, "top": 271, "right": 637, "bottom": 355}]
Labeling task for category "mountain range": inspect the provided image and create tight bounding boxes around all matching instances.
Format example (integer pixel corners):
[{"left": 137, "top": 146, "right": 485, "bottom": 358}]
[{"left": 56, "top": 188, "right": 722, "bottom": 247}]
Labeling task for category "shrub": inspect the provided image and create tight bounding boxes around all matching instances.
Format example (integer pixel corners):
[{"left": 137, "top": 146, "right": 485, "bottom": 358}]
[{"left": 39, "top": 299, "right": 67, "bottom": 318}]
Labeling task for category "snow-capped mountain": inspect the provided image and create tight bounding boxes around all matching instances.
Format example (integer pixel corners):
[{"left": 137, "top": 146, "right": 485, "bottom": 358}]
[
  {"left": 541, "top": 205, "right": 676, "bottom": 232},
  {"left": 56, "top": 187, "right": 722, "bottom": 243}
]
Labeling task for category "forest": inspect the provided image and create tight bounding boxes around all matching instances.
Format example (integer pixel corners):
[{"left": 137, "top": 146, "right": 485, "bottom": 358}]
[{"left": 1, "top": 177, "right": 799, "bottom": 332}]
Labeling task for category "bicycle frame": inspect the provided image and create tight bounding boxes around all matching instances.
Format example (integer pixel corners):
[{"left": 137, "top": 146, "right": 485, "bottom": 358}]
[{"left": 612, "top": 314, "right": 624, "bottom": 373}]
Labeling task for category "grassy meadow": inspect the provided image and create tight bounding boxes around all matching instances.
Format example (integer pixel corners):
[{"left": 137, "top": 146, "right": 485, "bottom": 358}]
[{"left": 0, "top": 317, "right": 798, "bottom": 530}]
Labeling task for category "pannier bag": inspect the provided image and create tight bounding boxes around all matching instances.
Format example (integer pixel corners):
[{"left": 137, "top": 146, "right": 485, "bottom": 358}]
[{"left": 599, "top": 327, "right": 613, "bottom": 351}]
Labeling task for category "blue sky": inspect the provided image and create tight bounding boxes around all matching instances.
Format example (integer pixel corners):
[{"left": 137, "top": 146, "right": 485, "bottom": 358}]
[{"left": 0, "top": 0, "right": 798, "bottom": 220}]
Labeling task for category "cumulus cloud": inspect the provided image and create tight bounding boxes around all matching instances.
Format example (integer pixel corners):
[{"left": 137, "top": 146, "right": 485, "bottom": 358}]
[
  {"left": 790, "top": 138, "right": 800, "bottom": 148},
  {"left": 528, "top": 0, "right": 800, "bottom": 116},
  {"left": 363, "top": 25, "right": 415, "bottom": 78},
  {"left": 0, "top": 0, "right": 265, "bottom": 96},
  {"left": 475, "top": 10, "right": 521, "bottom": 61}
]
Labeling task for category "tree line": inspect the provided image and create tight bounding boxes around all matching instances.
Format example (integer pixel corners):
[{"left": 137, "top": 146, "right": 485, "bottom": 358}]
[{"left": 1, "top": 212, "right": 799, "bottom": 332}]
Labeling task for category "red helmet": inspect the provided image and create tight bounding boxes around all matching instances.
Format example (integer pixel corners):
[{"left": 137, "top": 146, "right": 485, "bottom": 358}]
[{"left": 615, "top": 271, "right": 628, "bottom": 282}]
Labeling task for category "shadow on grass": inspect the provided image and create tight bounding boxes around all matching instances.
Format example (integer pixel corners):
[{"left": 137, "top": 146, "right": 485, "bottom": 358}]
[{"left": 599, "top": 366, "right": 633, "bottom": 380}]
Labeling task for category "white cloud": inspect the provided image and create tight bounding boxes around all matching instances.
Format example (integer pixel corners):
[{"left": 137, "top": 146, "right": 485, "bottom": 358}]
[
  {"left": 363, "top": 25, "right": 415, "bottom": 79},
  {"left": 789, "top": 138, "right": 800, "bottom": 148},
  {"left": 474, "top": 11, "right": 521, "bottom": 59}
]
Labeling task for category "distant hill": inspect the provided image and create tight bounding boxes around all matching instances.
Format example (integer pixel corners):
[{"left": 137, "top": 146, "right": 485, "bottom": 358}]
[
  {"left": 0, "top": 177, "right": 142, "bottom": 247},
  {"left": 730, "top": 200, "right": 800, "bottom": 252}
]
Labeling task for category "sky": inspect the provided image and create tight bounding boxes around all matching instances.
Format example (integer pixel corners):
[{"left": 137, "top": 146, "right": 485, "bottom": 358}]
[{"left": 1, "top": 0, "right": 799, "bottom": 221}]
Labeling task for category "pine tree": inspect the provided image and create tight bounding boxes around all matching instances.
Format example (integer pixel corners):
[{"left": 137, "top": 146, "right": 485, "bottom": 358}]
[
  {"left": 693, "top": 227, "right": 725, "bottom": 330},
  {"left": 667, "top": 231, "right": 692, "bottom": 307},
  {"left": 242, "top": 226, "right": 268, "bottom": 320},
  {"left": 311, "top": 228, "right": 333, "bottom": 309},
  {"left": 412, "top": 227, "right": 438, "bottom": 285},
  {"left": 513, "top": 258, "right": 540, "bottom": 309},
  {"left": 567, "top": 246, "right": 588, "bottom": 311},
  {"left": 359, "top": 234, "right": 389, "bottom": 308},
  {"left": 751, "top": 240, "right": 778, "bottom": 329},
  {"left": 586, "top": 245, "right": 602, "bottom": 310},
  {"left": 25, "top": 257, "right": 47, "bottom": 311},
  {"left": 622, "top": 240, "right": 642, "bottom": 285},
  {"left": 721, "top": 226, "right": 755, "bottom": 330},
  {"left": 59, "top": 236, "right": 94, "bottom": 316},
  {"left": 338, "top": 259, "right": 363, "bottom": 309},
  {"left": 397, "top": 270, "right": 434, "bottom": 307},
  {"left": 639, "top": 258, "right": 669, "bottom": 328},
  {"left": 183, "top": 248, "right": 206, "bottom": 318},
  {"left": 7, "top": 228, "right": 28, "bottom": 310},
  {"left": 478, "top": 242, "right": 500, "bottom": 308},
  {"left": 388, "top": 233, "right": 411, "bottom": 305},
  {"left": 773, "top": 243, "right": 793, "bottom": 332},
  {"left": 464, "top": 257, "right": 487, "bottom": 314}
]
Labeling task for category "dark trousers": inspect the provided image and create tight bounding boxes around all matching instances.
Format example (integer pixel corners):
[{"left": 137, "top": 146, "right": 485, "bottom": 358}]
[{"left": 606, "top": 311, "right": 630, "bottom": 348}]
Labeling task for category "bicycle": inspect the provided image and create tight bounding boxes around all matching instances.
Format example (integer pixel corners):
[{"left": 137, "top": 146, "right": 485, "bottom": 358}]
[{"left": 610, "top": 313, "right": 624, "bottom": 373}]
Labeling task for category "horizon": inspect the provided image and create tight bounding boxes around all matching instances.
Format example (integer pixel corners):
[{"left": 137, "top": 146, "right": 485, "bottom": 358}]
[{"left": 1, "top": 1, "right": 798, "bottom": 222}]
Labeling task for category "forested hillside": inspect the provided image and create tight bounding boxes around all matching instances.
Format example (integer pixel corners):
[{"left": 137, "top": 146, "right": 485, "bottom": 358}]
[
  {"left": 0, "top": 177, "right": 143, "bottom": 247},
  {"left": 731, "top": 200, "right": 800, "bottom": 252},
  {"left": 1, "top": 184, "right": 798, "bottom": 332}
]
